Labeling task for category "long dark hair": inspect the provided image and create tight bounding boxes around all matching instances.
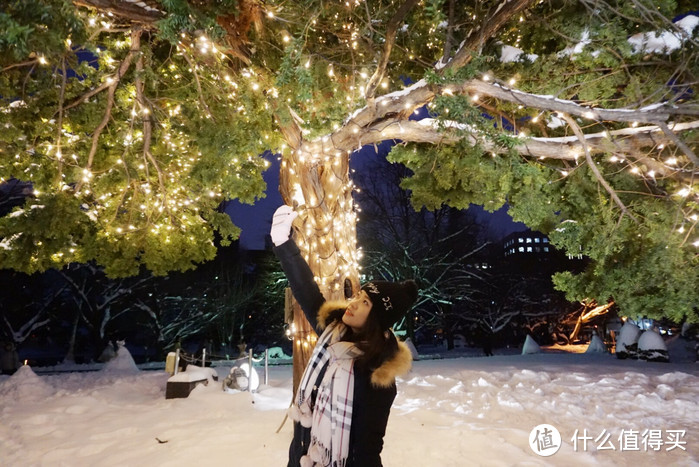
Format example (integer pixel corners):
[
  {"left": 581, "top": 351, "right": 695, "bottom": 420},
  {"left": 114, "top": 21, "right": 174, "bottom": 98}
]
[{"left": 340, "top": 307, "right": 398, "bottom": 371}]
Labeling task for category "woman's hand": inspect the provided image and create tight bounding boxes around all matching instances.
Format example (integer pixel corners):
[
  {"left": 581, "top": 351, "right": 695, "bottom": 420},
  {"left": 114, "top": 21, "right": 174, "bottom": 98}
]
[{"left": 270, "top": 205, "right": 299, "bottom": 246}]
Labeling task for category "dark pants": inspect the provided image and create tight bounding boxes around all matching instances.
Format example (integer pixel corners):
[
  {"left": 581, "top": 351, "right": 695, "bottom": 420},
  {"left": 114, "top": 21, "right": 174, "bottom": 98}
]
[{"left": 288, "top": 421, "right": 311, "bottom": 467}]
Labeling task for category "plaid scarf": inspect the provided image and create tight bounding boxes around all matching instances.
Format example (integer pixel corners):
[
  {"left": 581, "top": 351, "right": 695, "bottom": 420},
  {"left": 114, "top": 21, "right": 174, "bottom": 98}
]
[{"left": 289, "top": 321, "right": 362, "bottom": 467}]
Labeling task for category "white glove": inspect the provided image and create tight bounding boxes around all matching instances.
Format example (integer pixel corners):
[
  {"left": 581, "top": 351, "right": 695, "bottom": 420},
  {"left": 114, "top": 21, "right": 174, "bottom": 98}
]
[{"left": 270, "top": 205, "right": 298, "bottom": 246}]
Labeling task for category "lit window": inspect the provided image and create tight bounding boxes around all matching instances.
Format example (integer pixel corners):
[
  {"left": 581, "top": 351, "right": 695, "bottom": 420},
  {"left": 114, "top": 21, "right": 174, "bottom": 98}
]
[
  {"left": 518, "top": 247, "right": 524, "bottom": 252},
  {"left": 526, "top": 238, "right": 532, "bottom": 243},
  {"left": 527, "top": 247, "right": 532, "bottom": 252},
  {"left": 543, "top": 238, "right": 549, "bottom": 243},
  {"left": 544, "top": 247, "right": 549, "bottom": 252},
  {"left": 518, "top": 238, "right": 524, "bottom": 243},
  {"left": 535, "top": 238, "right": 540, "bottom": 243}
]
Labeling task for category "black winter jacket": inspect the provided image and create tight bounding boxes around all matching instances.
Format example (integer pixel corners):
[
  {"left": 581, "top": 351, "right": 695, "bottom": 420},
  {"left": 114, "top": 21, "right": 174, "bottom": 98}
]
[{"left": 274, "top": 240, "right": 412, "bottom": 467}]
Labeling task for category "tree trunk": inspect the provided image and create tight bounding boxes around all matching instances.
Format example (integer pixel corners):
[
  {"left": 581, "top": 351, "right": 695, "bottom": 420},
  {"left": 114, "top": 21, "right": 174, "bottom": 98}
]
[
  {"left": 64, "top": 310, "right": 80, "bottom": 364},
  {"left": 291, "top": 301, "right": 315, "bottom": 394},
  {"left": 569, "top": 313, "right": 584, "bottom": 344},
  {"left": 279, "top": 136, "right": 360, "bottom": 394}
]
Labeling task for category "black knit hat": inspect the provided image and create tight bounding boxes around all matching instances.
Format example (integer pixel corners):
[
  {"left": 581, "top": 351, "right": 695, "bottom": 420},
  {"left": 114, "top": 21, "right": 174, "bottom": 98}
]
[{"left": 361, "top": 280, "right": 419, "bottom": 330}]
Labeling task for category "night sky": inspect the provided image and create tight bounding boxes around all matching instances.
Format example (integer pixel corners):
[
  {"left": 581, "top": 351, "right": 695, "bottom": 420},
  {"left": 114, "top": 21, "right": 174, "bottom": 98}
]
[{"left": 225, "top": 150, "right": 526, "bottom": 250}]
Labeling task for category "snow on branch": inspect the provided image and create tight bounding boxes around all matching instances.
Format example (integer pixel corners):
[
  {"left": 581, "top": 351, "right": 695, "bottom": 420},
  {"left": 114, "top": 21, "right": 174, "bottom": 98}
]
[
  {"left": 72, "top": 0, "right": 165, "bottom": 23},
  {"left": 359, "top": 118, "right": 698, "bottom": 181}
]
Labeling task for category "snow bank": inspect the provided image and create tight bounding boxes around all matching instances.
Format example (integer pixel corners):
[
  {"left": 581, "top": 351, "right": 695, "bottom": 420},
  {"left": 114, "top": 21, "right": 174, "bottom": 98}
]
[
  {"left": 0, "top": 364, "right": 54, "bottom": 402},
  {"left": 1, "top": 352, "right": 698, "bottom": 466}
]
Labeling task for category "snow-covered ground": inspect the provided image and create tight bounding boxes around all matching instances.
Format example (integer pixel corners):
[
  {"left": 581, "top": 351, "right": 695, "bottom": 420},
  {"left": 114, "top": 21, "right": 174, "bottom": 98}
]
[{"left": 1, "top": 343, "right": 698, "bottom": 467}]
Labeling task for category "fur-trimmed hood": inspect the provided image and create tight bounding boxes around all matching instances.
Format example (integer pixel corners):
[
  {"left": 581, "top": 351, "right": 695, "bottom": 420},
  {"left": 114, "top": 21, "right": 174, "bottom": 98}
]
[{"left": 317, "top": 301, "right": 413, "bottom": 388}]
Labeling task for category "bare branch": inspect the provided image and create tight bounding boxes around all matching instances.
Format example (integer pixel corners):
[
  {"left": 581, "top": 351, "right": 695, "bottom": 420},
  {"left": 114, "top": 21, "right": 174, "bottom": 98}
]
[
  {"left": 365, "top": 0, "right": 420, "bottom": 100},
  {"left": 134, "top": 50, "right": 167, "bottom": 205},
  {"left": 443, "top": 0, "right": 536, "bottom": 72},
  {"left": 1, "top": 59, "right": 39, "bottom": 73},
  {"left": 181, "top": 49, "right": 213, "bottom": 119},
  {"left": 56, "top": 58, "right": 68, "bottom": 184},
  {"left": 77, "top": 28, "right": 142, "bottom": 193},
  {"left": 657, "top": 121, "right": 699, "bottom": 167},
  {"left": 442, "top": 0, "right": 457, "bottom": 60},
  {"left": 561, "top": 113, "right": 639, "bottom": 223}
]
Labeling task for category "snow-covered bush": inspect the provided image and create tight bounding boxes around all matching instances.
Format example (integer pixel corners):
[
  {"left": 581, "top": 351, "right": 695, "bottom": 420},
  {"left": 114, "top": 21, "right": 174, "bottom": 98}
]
[
  {"left": 585, "top": 334, "right": 607, "bottom": 353},
  {"left": 98, "top": 341, "right": 117, "bottom": 363},
  {"left": 615, "top": 322, "right": 641, "bottom": 359},
  {"left": 637, "top": 330, "right": 669, "bottom": 363},
  {"left": 522, "top": 335, "right": 541, "bottom": 355},
  {"left": 102, "top": 341, "right": 139, "bottom": 373}
]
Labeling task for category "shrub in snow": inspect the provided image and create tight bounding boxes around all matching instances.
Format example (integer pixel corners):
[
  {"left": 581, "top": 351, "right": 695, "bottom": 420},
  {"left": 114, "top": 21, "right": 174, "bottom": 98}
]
[
  {"left": 522, "top": 334, "right": 541, "bottom": 355},
  {"left": 98, "top": 341, "right": 117, "bottom": 363},
  {"left": 102, "top": 341, "right": 139, "bottom": 373},
  {"left": 637, "top": 330, "right": 669, "bottom": 363},
  {"left": 585, "top": 334, "right": 607, "bottom": 353},
  {"left": 615, "top": 322, "right": 641, "bottom": 359}
]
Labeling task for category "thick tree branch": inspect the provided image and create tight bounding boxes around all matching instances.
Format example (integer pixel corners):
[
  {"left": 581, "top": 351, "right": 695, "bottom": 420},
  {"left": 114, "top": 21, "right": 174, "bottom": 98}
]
[
  {"left": 461, "top": 80, "right": 699, "bottom": 123},
  {"left": 360, "top": 118, "right": 698, "bottom": 180},
  {"left": 303, "top": 75, "right": 697, "bottom": 185}
]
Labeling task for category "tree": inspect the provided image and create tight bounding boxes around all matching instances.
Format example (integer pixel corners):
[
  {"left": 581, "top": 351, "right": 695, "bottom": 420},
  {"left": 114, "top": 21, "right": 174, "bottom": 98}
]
[
  {"left": 57, "top": 262, "right": 153, "bottom": 361},
  {"left": 0, "top": 1, "right": 696, "bottom": 341},
  {"left": 0, "top": 269, "right": 66, "bottom": 345},
  {"left": 355, "top": 151, "right": 487, "bottom": 345}
]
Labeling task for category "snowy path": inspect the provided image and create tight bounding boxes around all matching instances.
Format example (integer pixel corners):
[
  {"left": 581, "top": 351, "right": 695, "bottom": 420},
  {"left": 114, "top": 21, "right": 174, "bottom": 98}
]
[{"left": 1, "top": 351, "right": 698, "bottom": 466}]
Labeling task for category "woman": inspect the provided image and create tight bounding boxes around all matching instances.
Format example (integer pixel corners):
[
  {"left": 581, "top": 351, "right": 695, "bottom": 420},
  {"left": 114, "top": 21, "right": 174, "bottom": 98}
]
[{"left": 271, "top": 205, "right": 418, "bottom": 467}]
